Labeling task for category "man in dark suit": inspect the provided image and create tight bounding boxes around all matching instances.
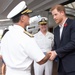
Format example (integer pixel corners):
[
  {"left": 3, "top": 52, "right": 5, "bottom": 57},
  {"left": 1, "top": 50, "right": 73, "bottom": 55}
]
[{"left": 49, "top": 5, "right": 75, "bottom": 75}]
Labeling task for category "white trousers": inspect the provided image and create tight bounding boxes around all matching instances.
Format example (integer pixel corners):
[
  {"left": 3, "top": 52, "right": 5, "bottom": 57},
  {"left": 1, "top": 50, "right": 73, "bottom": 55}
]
[{"left": 34, "top": 60, "right": 53, "bottom": 75}]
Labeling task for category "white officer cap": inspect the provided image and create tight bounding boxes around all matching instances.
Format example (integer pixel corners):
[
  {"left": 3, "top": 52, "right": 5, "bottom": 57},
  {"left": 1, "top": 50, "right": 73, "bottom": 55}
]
[
  {"left": 7, "top": 1, "right": 32, "bottom": 19},
  {"left": 38, "top": 17, "right": 48, "bottom": 25}
]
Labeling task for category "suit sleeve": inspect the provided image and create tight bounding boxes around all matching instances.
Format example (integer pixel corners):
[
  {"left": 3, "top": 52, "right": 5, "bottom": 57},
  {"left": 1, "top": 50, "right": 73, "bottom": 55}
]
[{"left": 56, "top": 20, "right": 75, "bottom": 58}]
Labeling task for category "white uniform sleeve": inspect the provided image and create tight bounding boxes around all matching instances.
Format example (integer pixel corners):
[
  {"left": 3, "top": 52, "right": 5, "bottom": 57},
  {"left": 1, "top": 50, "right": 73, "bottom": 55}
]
[
  {"left": 21, "top": 37, "right": 45, "bottom": 62},
  {"left": 51, "top": 34, "right": 54, "bottom": 47}
]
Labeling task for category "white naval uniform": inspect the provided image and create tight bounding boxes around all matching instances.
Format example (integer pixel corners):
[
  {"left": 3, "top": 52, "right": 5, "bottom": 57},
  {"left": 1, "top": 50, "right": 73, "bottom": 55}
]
[
  {"left": 1, "top": 25, "right": 45, "bottom": 75},
  {"left": 34, "top": 31, "right": 54, "bottom": 75},
  {"left": 0, "top": 42, "right": 1, "bottom": 55}
]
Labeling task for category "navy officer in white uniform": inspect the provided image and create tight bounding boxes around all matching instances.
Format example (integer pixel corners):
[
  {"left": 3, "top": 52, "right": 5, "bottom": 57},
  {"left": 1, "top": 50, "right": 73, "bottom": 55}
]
[
  {"left": 1, "top": 1, "right": 50, "bottom": 75},
  {"left": 34, "top": 17, "right": 54, "bottom": 75}
]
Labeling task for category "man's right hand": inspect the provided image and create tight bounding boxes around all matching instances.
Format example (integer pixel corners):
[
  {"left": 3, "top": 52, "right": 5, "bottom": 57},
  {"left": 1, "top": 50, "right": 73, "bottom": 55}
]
[{"left": 48, "top": 51, "right": 57, "bottom": 61}]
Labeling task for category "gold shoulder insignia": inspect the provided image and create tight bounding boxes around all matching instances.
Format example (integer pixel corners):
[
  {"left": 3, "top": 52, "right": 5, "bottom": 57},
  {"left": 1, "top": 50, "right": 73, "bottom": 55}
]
[{"left": 24, "top": 31, "right": 34, "bottom": 37}]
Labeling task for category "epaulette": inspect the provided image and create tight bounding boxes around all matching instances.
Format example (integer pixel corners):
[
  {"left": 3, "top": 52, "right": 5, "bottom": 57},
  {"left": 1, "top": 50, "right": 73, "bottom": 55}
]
[{"left": 24, "top": 31, "right": 34, "bottom": 38}]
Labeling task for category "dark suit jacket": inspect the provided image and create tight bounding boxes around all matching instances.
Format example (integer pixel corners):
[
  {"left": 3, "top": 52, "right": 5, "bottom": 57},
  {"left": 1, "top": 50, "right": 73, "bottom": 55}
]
[{"left": 53, "top": 18, "right": 75, "bottom": 72}]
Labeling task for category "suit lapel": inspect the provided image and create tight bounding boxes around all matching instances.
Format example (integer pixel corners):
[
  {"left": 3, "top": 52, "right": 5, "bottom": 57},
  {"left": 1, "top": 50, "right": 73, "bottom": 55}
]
[
  {"left": 55, "top": 26, "right": 61, "bottom": 45},
  {"left": 61, "top": 26, "right": 67, "bottom": 40},
  {"left": 60, "top": 18, "right": 69, "bottom": 41}
]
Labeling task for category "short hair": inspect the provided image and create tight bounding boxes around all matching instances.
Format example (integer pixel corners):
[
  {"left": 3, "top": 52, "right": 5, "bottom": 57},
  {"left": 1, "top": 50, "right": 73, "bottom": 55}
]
[
  {"left": 50, "top": 5, "right": 66, "bottom": 13},
  {"left": 12, "top": 14, "right": 21, "bottom": 23},
  {"left": 12, "top": 13, "right": 29, "bottom": 23}
]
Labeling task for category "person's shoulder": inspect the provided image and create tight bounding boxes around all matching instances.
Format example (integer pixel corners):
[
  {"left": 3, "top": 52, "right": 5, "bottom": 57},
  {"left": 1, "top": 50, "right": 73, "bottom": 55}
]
[
  {"left": 48, "top": 31, "right": 53, "bottom": 35},
  {"left": 71, "top": 19, "right": 75, "bottom": 28},
  {"left": 71, "top": 19, "right": 75, "bottom": 23},
  {"left": 55, "top": 26, "right": 59, "bottom": 29},
  {"left": 68, "top": 18, "right": 74, "bottom": 21},
  {"left": 24, "top": 31, "right": 34, "bottom": 38},
  {"left": 53, "top": 26, "right": 59, "bottom": 32},
  {"left": 48, "top": 31, "right": 54, "bottom": 37},
  {"left": 67, "top": 18, "right": 75, "bottom": 24},
  {"left": 67, "top": 18, "right": 75, "bottom": 27}
]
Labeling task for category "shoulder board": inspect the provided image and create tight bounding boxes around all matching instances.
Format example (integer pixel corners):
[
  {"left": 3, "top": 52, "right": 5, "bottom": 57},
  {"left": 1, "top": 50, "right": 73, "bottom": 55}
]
[{"left": 24, "top": 31, "right": 34, "bottom": 38}]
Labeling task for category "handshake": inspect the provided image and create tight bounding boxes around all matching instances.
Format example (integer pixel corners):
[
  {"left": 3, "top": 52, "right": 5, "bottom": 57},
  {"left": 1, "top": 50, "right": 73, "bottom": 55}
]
[
  {"left": 37, "top": 51, "right": 57, "bottom": 65},
  {"left": 47, "top": 50, "right": 57, "bottom": 61}
]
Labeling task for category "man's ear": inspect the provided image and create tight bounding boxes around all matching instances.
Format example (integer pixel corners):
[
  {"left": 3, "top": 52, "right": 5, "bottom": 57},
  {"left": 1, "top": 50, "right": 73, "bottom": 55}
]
[
  {"left": 20, "top": 15, "right": 25, "bottom": 22},
  {"left": 60, "top": 11, "right": 64, "bottom": 16}
]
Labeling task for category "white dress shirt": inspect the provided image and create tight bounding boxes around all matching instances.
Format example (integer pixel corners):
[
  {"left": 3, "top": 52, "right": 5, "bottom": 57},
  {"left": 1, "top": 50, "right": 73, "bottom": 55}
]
[{"left": 59, "top": 18, "right": 67, "bottom": 39}]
